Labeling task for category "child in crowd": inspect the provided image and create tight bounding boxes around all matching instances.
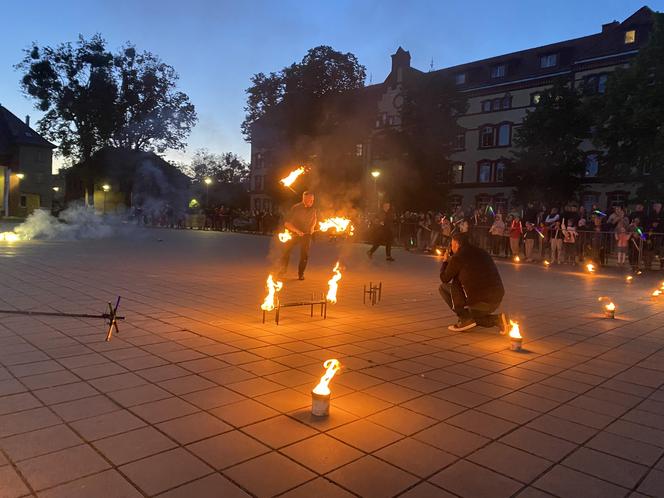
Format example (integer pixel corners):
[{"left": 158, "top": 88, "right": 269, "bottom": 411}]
[
  {"left": 562, "top": 221, "right": 578, "bottom": 265},
  {"left": 615, "top": 224, "right": 630, "bottom": 266}
]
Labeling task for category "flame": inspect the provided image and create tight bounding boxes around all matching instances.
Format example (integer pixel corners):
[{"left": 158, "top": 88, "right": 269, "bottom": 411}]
[
  {"left": 513, "top": 256, "right": 521, "bottom": 263},
  {"left": 326, "top": 262, "right": 342, "bottom": 303},
  {"left": 605, "top": 302, "right": 616, "bottom": 312},
  {"left": 0, "top": 232, "right": 20, "bottom": 242},
  {"left": 626, "top": 276, "right": 633, "bottom": 283},
  {"left": 279, "top": 166, "right": 306, "bottom": 188},
  {"left": 312, "top": 359, "right": 341, "bottom": 396},
  {"left": 435, "top": 248, "right": 442, "bottom": 256},
  {"left": 653, "top": 289, "right": 662, "bottom": 297},
  {"left": 278, "top": 229, "right": 292, "bottom": 243},
  {"left": 318, "top": 217, "right": 354, "bottom": 235},
  {"left": 543, "top": 260, "right": 551, "bottom": 266},
  {"left": 586, "top": 263, "right": 596, "bottom": 273},
  {"left": 508, "top": 320, "right": 522, "bottom": 340},
  {"left": 660, "top": 281, "right": 664, "bottom": 289},
  {"left": 260, "top": 274, "right": 283, "bottom": 311}
]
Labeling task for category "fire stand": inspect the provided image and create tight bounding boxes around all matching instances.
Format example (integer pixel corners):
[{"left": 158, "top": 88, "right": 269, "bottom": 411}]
[
  {"left": 363, "top": 282, "right": 382, "bottom": 305},
  {"left": 262, "top": 292, "right": 328, "bottom": 325}
]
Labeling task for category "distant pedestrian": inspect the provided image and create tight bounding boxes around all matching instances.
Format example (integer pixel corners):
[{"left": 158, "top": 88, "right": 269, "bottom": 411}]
[{"left": 367, "top": 202, "right": 395, "bottom": 262}]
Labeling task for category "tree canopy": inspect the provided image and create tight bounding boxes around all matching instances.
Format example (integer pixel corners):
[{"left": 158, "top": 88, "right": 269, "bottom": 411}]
[
  {"left": 17, "top": 34, "right": 197, "bottom": 163},
  {"left": 186, "top": 149, "right": 250, "bottom": 185},
  {"left": 241, "top": 45, "right": 366, "bottom": 141},
  {"left": 593, "top": 12, "right": 664, "bottom": 200},
  {"left": 506, "top": 80, "right": 592, "bottom": 207}
]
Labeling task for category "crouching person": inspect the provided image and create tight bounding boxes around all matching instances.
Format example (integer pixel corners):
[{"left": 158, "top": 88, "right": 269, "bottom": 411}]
[{"left": 439, "top": 232, "right": 508, "bottom": 332}]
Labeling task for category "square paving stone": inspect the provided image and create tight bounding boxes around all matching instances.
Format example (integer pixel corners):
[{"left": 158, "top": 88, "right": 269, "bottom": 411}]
[
  {"left": 93, "top": 426, "right": 177, "bottom": 465},
  {"left": 401, "top": 396, "right": 466, "bottom": 420},
  {"left": 155, "top": 473, "right": 250, "bottom": 498},
  {"left": 33, "top": 382, "right": 98, "bottom": 405},
  {"left": 333, "top": 391, "right": 393, "bottom": 417},
  {"left": 328, "top": 419, "right": 403, "bottom": 452},
  {"left": 129, "top": 397, "right": 199, "bottom": 423},
  {"left": 0, "top": 407, "right": 61, "bottom": 438},
  {"left": 210, "top": 398, "right": 279, "bottom": 426},
  {"left": 254, "top": 388, "right": 311, "bottom": 412},
  {"left": 278, "top": 477, "right": 355, "bottom": 498},
  {"left": 156, "top": 411, "right": 232, "bottom": 444},
  {"left": 374, "top": 438, "right": 457, "bottom": 477},
  {"left": 0, "top": 424, "right": 82, "bottom": 462},
  {"left": 367, "top": 406, "right": 438, "bottom": 435},
  {"left": 50, "top": 394, "right": 120, "bottom": 422},
  {"left": 106, "top": 384, "right": 172, "bottom": 407},
  {"left": 430, "top": 459, "right": 523, "bottom": 498},
  {"left": 241, "top": 415, "right": 317, "bottom": 448},
  {"left": 413, "top": 422, "right": 489, "bottom": 457},
  {"left": 0, "top": 392, "right": 42, "bottom": 416},
  {"left": 0, "top": 465, "right": 30, "bottom": 498},
  {"left": 586, "top": 431, "right": 664, "bottom": 466},
  {"left": 187, "top": 430, "right": 270, "bottom": 469},
  {"left": 637, "top": 469, "right": 664, "bottom": 497},
  {"left": 281, "top": 433, "right": 364, "bottom": 474},
  {"left": 70, "top": 409, "right": 146, "bottom": 441},
  {"left": 467, "top": 442, "right": 552, "bottom": 483},
  {"left": 447, "top": 409, "right": 517, "bottom": 439},
  {"left": 223, "top": 452, "right": 316, "bottom": 497},
  {"left": 533, "top": 465, "right": 628, "bottom": 498},
  {"left": 500, "top": 427, "right": 577, "bottom": 461},
  {"left": 119, "top": 447, "right": 212, "bottom": 496},
  {"left": 562, "top": 447, "right": 649, "bottom": 489},
  {"left": 16, "top": 444, "right": 110, "bottom": 491},
  {"left": 327, "top": 455, "right": 419, "bottom": 498},
  {"left": 181, "top": 386, "right": 245, "bottom": 410},
  {"left": 158, "top": 374, "right": 217, "bottom": 395},
  {"left": 37, "top": 469, "right": 142, "bottom": 498},
  {"left": 399, "top": 482, "right": 456, "bottom": 498}
]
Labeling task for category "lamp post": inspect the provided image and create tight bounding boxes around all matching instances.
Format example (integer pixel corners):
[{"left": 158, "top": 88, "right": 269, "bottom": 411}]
[
  {"left": 102, "top": 184, "right": 110, "bottom": 214},
  {"left": 370, "top": 170, "right": 381, "bottom": 211},
  {"left": 204, "top": 178, "right": 212, "bottom": 207}
]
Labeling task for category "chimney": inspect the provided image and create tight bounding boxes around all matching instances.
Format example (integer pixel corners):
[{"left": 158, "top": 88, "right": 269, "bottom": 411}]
[
  {"left": 25, "top": 115, "right": 30, "bottom": 127},
  {"left": 602, "top": 21, "right": 619, "bottom": 33}
]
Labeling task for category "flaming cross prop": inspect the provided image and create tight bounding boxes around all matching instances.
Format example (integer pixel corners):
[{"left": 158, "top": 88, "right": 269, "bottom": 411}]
[
  {"left": 277, "top": 229, "right": 292, "bottom": 243},
  {"left": 279, "top": 167, "right": 306, "bottom": 193},
  {"left": 326, "top": 262, "right": 342, "bottom": 303},
  {"left": 318, "top": 217, "right": 355, "bottom": 236}
]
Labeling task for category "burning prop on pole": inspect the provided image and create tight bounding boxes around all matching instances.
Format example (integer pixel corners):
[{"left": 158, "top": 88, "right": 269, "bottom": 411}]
[
  {"left": 508, "top": 320, "right": 523, "bottom": 351},
  {"left": 326, "top": 262, "right": 342, "bottom": 303},
  {"left": 604, "top": 302, "right": 616, "bottom": 319},
  {"left": 261, "top": 274, "right": 283, "bottom": 323},
  {"left": 279, "top": 166, "right": 306, "bottom": 192},
  {"left": 586, "top": 262, "right": 596, "bottom": 273},
  {"left": 318, "top": 217, "right": 355, "bottom": 236},
  {"left": 311, "top": 359, "right": 341, "bottom": 417},
  {"left": 278, "top": 229, "right": 292, "bottom": 243}
]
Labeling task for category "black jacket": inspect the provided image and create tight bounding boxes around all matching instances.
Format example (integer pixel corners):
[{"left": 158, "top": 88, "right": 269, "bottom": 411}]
[{"left": 440, "top": 243, "right": 505, "bottom": 305}]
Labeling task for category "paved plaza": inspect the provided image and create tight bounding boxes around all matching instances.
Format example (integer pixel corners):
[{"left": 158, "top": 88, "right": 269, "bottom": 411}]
[{"left": 1, "top": 229, "right": 664, "bottom": 497}]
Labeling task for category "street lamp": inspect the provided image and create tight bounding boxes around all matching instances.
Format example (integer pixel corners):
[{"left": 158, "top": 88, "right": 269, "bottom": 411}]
[
  {"left": 52, "top": 187, "right": 60, "bottom": 192},
  {"left": 370, "top": 170, "right": 381, "bottom": 210},
  {"left": 16, "top": 173, "right": 25, "bottom": 180},
  {"left": 204, "top": 177, "right": 212, "bottom": 207},
  {"left": 102, "top": 184, "right": 110, "bottom": 214}
]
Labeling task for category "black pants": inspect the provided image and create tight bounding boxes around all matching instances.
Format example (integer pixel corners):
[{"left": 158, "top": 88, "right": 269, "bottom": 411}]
[
  {"left": 279, "top": 234, "right": 311, "bottom": 277},
  {"left": 369, "top": 230, "right": 392, "bottom": 258},
  {"left": 439, "top": 281, "right": 501, "bottom": 327}
]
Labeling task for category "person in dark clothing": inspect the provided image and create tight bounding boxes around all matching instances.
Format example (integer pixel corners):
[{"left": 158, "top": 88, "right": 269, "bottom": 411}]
[
  {"left": 439, "top": 233, "right": 508, "bottom": 332},
  {"left": 278, "top": 191, "right": 317, "bottom": 280},
  {"left": 367, "top": 202, "right": 395, "bottom": 261}
]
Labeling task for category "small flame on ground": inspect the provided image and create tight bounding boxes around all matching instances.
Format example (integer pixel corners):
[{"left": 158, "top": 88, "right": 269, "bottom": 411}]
[
  {"left": 586, "top": 263, "right": 596, "bottom": 273},
  {"left": 435, "top": 248, "right": 442, "bottom": 256},
  {"left": 0, "top": 232, "right": 20, "bottom": 242},
  {"left": 278, "top": 229, "right": 292, "bottom": 243},
  {"left": 260, "top": 274, "right": 283, "bottom": 311},
  {"left": 318, "top": 217, "right": 354, "bottom": 235},
  {"left": 543, "top": 260, "right": 550, "bottom": 266},
  {"left": 326, "top": 262, "right": 342, "bottom": 303},
  {"left": 513, "top": 256, "right": 521, "bottom": 263},
  {"left": 626, "top": 276, "right": 633, "bottom": 283},
  {"left": 653, "top": 289, "right": 662, "bottom": 297},
  {"left": 508, "top": 320, "right": 522, "bottom": 340},
  {"left": 279, "top": 166, "right": 306, "bottom": 188},
  {"left": 312, "top": 359, "right": 341, "bottom": 396},
  {"left": 605, "top": 302, "right": 616, "bottom": 312}
]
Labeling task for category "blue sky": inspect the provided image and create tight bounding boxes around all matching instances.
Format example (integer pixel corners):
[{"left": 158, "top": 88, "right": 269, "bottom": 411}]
[{"left": 1, "top": 0, "right": 660, "bottom": 170}]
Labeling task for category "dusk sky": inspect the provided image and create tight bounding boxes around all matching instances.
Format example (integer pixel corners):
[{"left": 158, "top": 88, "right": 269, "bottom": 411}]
[{"left": 1, "top": 0, "right": 660, "bottom": 171}]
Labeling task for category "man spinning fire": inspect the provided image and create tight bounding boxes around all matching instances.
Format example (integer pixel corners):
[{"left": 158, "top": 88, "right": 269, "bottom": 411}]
[
  {"left": 439, "top": 232, "right": 508, "bottom": 332},
  {"left": 279, "top": 191, "right": 317, "bottom": 280}
]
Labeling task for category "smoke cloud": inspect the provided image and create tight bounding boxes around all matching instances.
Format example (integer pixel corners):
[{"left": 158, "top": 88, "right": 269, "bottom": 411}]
[{"left": 13, "top": 205, "right": 116, "bottom": 240}]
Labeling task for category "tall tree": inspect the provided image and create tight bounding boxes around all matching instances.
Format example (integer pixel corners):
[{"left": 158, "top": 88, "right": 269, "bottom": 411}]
[
  {"left": 506, "top": 80, "right": 592, "bottom": 207},
  {"left": 188, "top": 149, "right": 249, "bottom": 185},
  {"left": 17, "top": 34, "right": 197, "bottom": 163},
  {"left": 593, "top": 11, "right": 664, "bottom": 200},
  {"left": 241, "top": 45, "right": 366, "bottom": 142}
]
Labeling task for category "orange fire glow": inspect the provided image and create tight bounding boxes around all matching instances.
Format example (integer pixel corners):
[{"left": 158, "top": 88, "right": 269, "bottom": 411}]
[
  {"left": 278, "top": 229, "right": 292, "bottom": 243},
  {"left": 260, "top": 274, "right": 283, "bottom": 311},
  {"left": 586, "top": 263, "right": 596, "bottom": 273},
  {"left": 543, "top": 260, "right": 551, "bottom": 267},
  {"left": 435, "top": 248, "right": 442, "bottom": 256},
  {"left": 326, "top": 262, "right": 342, "bottom": 303},
  {"left": 312, "top": 359, "right": 341, "bottom": 396},
  {"left": 625, "top": 276, "right": 633, "bottom": 283},
  {"left": 318, "top": 217, "right": 354, "bottom": 235},
  {"left": 653, "top": 289, "right": 662, "bottom": 297},
  {"left": 605, "top": 302, "right": 616, "bottom": 312},
  {"left": 0, "top": 232, "right": 20, "bottom": 242},
  {"left": 513, "top": 256, "right": 521, "bottom": 263},
  {"left": 279, "top": 166, "right": 306, "bottom": 188},
  {"left": 508, "top": 320, "right": 522, "bottom": 340}
]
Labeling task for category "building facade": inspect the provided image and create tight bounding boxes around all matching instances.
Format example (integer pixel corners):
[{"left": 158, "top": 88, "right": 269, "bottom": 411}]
[
  {"left": 249, "top": 7, "right": 655, "bottom": 213},
  {"left": 0, "top": 105, "right": 55, "bottom": 217}
]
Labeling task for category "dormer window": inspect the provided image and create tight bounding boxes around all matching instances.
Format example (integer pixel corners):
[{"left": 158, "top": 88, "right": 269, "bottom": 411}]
[
  {"left": 540, "top": 53, "right": 558, "bottom": 68},
  {"left": 624, "top": 30, "right": 636, "bottom": 44},
  {"left": 491, "top": 64, "right": 507, "bottom": 79},
  {"left": 455, "top": 73, "right": 466, "bottom": 85}
]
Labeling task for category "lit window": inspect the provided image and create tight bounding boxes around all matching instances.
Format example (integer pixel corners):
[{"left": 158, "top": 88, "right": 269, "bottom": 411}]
[
  {"left": 495, "top": 161, "right": 506, "bottom": 182},
  {"left": 451, "top": 163, "right": 464, "bottom": 184},
  {"left": 355, "top": 144, "right": 363, "bottom": 157},
  {"left": 497, "top": 124, "right": 511, "bottom": 146},
  {"left": 480, "top": 126, "right": 495, "bottom": 148},
  {"left": 585, "top": 154, "right": 598, "bottom": 177},
  {"left": 455, "top": 73, "right": 466, "bottom": 85},
  {"left": 491, "top": 64, "right": 507, "bottom": 79},
  {"left": 624, "top": 30, "right": 636, "bottom": 44},
  {"left": 540, "top": 54, "right": 558, "bottom": 68},
  {"left": 478, "top": 162, "right": 492, "bottom": 183},
  {"left": 531, "top": 93, "right": 542, "bottom": 105}
]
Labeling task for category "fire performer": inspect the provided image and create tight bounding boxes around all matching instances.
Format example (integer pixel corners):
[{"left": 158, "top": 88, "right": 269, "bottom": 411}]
[
  {"left": 439, "top": 232, "right": 508, "bottom": 332},
  {"left": 278, "top": 191, "right": 317, "bottom": 280},
  {"left": 367, "top": 201, "right": 395, "bottom": 262}
]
